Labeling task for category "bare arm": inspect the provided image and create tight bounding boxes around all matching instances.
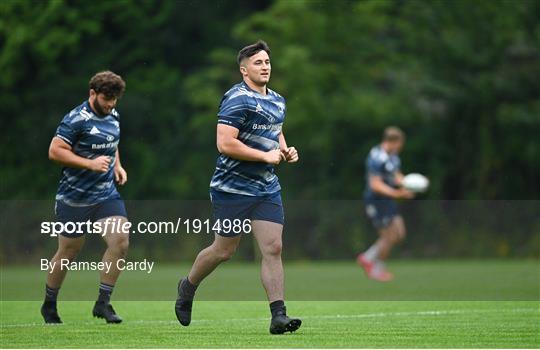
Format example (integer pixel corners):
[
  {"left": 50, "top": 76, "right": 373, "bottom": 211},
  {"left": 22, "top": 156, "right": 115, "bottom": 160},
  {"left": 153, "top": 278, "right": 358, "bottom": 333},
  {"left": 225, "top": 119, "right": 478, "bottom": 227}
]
[
  {"left": 394, "top": 171, "right": 405, "bottom": 186},
  {"left": 278, "top": 131, "right": 299, "bottom": 163},
  {"left": 114, "top": 149, "right": 127, "bottom": 185},
  {"left": 369, "top": 175, "right": 413, "bottom": 199},
  {"left": 279, "top": 132, "right": 288, "bottom": 152},
  {"left": 216, "top": 124, "right": 281, "bottom": 164},
  {"left": 114, "top": 149, "right": 121, "bottom": 168},
  {"left": 48, "top": 136, "right": 110, "bottom": 173}
]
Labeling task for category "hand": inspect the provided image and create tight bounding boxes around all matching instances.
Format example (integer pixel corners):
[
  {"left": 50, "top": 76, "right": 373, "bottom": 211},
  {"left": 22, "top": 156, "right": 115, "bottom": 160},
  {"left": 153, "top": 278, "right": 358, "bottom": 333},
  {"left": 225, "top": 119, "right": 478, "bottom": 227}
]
[
  {"left": 281, "top": 146, "right": 299, "bottom": 163},
  {"left": 88, "top": 156, "right": 111, "bottom": 173},
  {"left": 395, "top": 188, "right": 415, "bottom": 199},
  {"left": 263, "top": 149, "right": 282, "bottom": 165},
  {"left": 114, "top": 165, "right": 128, "bottom": 185}
]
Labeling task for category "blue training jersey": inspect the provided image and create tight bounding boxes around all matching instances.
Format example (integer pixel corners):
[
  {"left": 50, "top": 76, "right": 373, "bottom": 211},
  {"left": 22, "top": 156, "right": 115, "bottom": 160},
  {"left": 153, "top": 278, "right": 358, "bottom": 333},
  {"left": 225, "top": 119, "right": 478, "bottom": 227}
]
[
  {"left": 363, "top": 145, "right": 401, "bottom": 200},
  {"left": 54, "top": 101, "right": 121, "bottom": 206},
  {"left": 210, "top": 81, "right": 286, "bottom": 196}
]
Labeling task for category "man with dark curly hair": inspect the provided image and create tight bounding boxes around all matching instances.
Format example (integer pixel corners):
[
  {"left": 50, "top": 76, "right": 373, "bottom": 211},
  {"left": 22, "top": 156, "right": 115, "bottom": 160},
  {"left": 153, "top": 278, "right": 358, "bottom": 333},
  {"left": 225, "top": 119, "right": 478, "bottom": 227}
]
[{"left": 41, "top": 71, "right": 129, "bottom": 324}]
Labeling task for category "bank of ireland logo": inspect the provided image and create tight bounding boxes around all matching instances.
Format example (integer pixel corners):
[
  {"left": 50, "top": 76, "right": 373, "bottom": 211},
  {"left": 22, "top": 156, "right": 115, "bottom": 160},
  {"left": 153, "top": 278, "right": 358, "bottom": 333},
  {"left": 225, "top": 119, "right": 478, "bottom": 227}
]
[{"left": 107, "top": 135, "right": 114, "bottom": 142}]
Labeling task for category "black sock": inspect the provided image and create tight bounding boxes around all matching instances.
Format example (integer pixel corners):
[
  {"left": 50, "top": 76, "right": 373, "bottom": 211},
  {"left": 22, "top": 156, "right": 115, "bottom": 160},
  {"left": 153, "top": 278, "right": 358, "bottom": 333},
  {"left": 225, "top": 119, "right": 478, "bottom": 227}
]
[
  {"left": 270, "top": 300, "right": 286, "bottom": 318},
  {"left": 44, "top": 285, "right": 59, "bottom": 304},
  {"left": 180, "top": 277, "right": 198, "bottom": 301},
  {"left": 97, "top": 283, "right": 114, "bottom": 303}
]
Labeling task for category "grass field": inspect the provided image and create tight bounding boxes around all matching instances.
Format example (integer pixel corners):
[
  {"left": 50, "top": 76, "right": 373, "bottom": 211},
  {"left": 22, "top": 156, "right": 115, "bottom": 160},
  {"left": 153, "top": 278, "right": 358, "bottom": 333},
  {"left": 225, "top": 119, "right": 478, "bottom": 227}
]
[{"left": 1, "top": 260, "right": 539, "bottom": 348}]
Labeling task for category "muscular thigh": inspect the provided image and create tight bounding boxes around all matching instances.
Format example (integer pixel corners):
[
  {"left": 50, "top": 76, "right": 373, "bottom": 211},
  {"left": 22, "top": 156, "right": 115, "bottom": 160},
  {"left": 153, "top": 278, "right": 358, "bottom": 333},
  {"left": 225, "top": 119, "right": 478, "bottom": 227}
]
[
  {"left": 97, "top": 216, "right": 129, "bottom": 246},
  {"left": 391, "top": 216, "right": 406, "bottom": 239},
  {"left": 252, "top": 220, "right": 283, "bottom": 255},
  {"left": 57, "top": 234, "right": 86, "bottom": 253}
]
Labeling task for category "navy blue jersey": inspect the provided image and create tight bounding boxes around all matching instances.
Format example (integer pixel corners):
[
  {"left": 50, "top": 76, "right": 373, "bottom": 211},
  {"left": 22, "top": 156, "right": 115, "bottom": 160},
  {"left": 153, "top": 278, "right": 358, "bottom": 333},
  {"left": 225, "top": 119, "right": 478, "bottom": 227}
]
[
  {"left": 210, "top": 82, "right": 285, "bottom": 196},
  {"left": 363, "top": 145, "right": 401, "bottom": 200},
  {"left": 54, "top": 101, "right": 121, "bottom": 206}
]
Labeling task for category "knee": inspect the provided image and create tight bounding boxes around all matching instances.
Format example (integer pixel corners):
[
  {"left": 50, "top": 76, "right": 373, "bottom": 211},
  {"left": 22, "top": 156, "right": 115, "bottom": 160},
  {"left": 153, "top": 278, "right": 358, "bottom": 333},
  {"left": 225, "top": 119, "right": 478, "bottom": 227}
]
[
  {"left": 57, "top": 245, "right": 82, "bottom": 260},
  {"left": 394, "top": 226, "right": 406, "bottom": 242},
  {"left": 214, "top": 245, "right": 237, "bottom": 262},
  {"left": 109, "top": 235, "right": 129, "bottom": 257},
  {"left": 118, "top": 237, "right": 129, "bottom": 256},
  {"left": 400, "top": 227, "right": 407, "bottom": 240},
  {"left": 264, "top": 239, "right": 282, "bottom": 257}
]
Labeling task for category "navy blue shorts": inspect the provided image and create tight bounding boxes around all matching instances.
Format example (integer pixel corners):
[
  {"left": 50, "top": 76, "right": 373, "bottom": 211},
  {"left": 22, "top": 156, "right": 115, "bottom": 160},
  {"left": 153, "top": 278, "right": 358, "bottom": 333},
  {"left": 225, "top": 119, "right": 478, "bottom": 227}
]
[
  {"left": 210, "top": 190, "right": 284, "bottom": 237},
  {"left": 55, "top": 199, "right": 127, "bottom": 237},
  {"left": 364, "top": 198, "right": 398, "bottom": 229}
]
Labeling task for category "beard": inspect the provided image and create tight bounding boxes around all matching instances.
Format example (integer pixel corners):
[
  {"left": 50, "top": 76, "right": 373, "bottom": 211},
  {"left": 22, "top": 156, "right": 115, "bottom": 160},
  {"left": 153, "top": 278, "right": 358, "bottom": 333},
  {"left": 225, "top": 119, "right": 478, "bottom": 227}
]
[{"left": 93, "top": 99, "right": 110, "bottom": 116}]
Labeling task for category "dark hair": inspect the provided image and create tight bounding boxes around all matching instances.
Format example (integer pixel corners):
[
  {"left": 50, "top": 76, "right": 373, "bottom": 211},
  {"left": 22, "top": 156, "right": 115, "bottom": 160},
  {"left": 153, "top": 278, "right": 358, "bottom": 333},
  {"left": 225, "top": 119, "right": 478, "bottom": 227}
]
[
  {"left": 383, "top": 126, "right": 405, "bottom": 142},
  {"left": 89, "top": 71, "right": 126, "bottom": 99},
  {"left": 237, "top": 40, "right": 271, "bottom": 65}
]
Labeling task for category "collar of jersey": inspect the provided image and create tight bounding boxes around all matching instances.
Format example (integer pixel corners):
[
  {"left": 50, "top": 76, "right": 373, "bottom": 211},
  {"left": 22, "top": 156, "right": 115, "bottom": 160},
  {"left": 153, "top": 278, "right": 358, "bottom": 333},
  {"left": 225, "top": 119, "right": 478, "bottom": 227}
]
[
  {"left": 84, "top": 100, "right": 110, "bottom": 118},
  {"left": 241, "top": 81, "right": 269, "bottom": 97}
]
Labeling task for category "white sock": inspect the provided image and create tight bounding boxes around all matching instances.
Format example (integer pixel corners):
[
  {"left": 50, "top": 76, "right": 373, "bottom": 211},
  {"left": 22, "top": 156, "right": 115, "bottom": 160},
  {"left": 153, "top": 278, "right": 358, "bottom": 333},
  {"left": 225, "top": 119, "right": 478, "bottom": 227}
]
[
  {"left": 363, "top": 244, "right": 380, "bottom": 261},
  {"left": 372, "top": 259, "right": 386, "bottom": 275}
]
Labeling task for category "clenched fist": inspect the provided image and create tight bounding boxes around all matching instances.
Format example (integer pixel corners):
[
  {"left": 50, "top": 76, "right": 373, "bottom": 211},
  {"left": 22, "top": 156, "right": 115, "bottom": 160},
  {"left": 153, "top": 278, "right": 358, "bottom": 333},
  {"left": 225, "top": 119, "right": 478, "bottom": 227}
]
[
  {"left": 88, "top": 156, "right": 111, "bottom": 173},
  {"left": 264, "top": 149, "right": 282, "bottom": 165},
  {"left": 281, "top": 146, "right": 299, "bottom": 163}
]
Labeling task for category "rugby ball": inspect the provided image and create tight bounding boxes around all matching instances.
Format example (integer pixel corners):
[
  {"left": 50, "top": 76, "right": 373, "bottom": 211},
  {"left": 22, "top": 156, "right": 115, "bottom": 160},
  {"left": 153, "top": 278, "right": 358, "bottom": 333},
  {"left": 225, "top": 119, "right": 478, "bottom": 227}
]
[{"left": 402, "top": 173, "right": 429, "bottom": 193}]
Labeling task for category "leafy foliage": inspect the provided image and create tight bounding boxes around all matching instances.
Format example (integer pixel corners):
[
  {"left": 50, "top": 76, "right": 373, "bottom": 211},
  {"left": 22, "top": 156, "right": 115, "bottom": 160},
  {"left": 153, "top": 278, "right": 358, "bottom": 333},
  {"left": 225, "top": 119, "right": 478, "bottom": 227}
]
[{"left": 1, "top": 0, "right": 539, "bottom": 258}]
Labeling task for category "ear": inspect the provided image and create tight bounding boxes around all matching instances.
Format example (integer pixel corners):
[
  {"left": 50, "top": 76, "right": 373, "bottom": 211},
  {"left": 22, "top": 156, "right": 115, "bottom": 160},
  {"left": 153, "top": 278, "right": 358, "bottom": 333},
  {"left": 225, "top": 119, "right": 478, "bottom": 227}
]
[
  {"left": 239, "top": 65, "right": 248, "bottom": 76},
  {"left": 89, "top": 89, "right": 97, "bottom": 99}
]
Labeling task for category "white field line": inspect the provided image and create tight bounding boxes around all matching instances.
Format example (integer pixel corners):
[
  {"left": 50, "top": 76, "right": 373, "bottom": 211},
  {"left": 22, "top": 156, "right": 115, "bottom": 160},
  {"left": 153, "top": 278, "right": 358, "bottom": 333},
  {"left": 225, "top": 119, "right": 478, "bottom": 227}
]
[{"left": 1, "top": 307, "right": 538, "bottom": 329}]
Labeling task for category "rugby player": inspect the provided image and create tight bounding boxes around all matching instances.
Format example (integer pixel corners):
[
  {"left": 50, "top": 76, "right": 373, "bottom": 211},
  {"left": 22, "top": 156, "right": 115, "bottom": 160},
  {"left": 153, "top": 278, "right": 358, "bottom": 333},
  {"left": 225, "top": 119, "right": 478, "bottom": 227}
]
[
  {"left": 358, "top": 127, "right": 414, "bottom": 281},
  {"left": 41, "top": 71, "right": 129, "bottom": 323},
  {"left": 175, "top": 41, "right": 302, "bottom": 334}
]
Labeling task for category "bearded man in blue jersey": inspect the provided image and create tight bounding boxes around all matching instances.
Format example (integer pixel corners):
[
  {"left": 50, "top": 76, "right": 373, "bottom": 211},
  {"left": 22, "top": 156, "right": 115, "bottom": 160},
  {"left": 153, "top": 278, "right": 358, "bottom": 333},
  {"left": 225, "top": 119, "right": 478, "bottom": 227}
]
[
  {"left": 175, "top": 41, "right": 301, "bottom": 334},
  {"left": 41, "top": 71, "right": 128, "bottom": 324}
]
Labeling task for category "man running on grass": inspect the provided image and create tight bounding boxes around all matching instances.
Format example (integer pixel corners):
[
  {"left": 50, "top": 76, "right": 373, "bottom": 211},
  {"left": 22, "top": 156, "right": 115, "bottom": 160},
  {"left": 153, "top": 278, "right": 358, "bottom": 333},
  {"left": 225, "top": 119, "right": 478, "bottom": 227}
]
[
  {"left": 175, "top": 40, "right": 302, "bottom": 334},
  {"left": 358, "top": 126, "right": 414, "bottom": 281},
  {"left": 42, "top": 71, "right": 129, "bottom": 324}
]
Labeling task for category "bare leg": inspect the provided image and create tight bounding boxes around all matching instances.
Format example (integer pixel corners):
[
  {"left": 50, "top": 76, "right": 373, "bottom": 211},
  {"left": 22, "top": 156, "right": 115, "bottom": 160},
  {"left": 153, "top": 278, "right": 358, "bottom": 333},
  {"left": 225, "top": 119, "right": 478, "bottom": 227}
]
[
  {"left": 252, "top": 220, "right": 284, "bottom": 302},
  {"left": 392, "top": 216, "right": 407, "bottom": 242},
  {"left": 359, "top": 216, "right": 407, "bottom": 281},
  {"left": 373, "top": 228, "right": 393, "bottom": 261},
  {"left": 187, "top": 233, "right": 241, "bottom": 285},
  {"left": 375, "top": 216, "right": 406, "bottom": 261},
  {"left": 251, "top": 220, "right": 302, "bottom": 334},
  {"left": 175, "top": 233, "right": 241, "bottom": 326},
  {"left": 99, "top": 216, "right": 130, "bottom": 286},
  {"left": 46, "top": 235, "right": 85, "bottom": 288},
  {"left": 90, "top": 216, "right": 130, "bottom": 323},
  {"left": 42, "top": 234, "right": 85, "bottom": 323}
]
